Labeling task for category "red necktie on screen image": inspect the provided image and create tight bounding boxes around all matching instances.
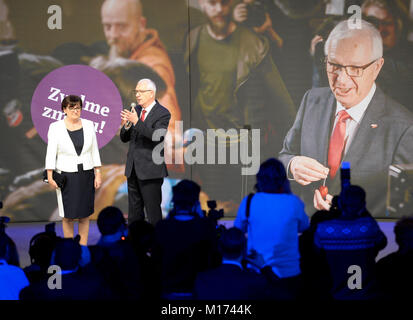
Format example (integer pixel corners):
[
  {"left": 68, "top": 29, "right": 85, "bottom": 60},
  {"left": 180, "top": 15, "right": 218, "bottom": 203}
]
[
  {"left": 140, "top": 109, "right": 146, "bottom": 121},
  {"left": 328, "top": 110, "right": 351, "bottom": 178}
]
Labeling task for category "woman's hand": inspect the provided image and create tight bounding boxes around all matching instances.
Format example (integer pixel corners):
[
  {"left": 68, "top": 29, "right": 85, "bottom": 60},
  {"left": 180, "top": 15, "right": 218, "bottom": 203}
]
[
  {"left": 49, "top": 179, "right": 59, "bottom": 190},
  {"left": 94, "top": 169, "right": 102, "bottom": 189},
  {"left": 47, "top": 170, "right": 59, "bottom": 189}
]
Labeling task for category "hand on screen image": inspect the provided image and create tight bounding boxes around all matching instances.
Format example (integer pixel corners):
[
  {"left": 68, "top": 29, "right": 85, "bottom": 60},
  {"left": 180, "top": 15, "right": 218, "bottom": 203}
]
[
  {"left": 290, "top": 156, "right": 329, "bottom": 186},
  {"left": 313, "top": 188, "right": 333, "bottom": 211}
]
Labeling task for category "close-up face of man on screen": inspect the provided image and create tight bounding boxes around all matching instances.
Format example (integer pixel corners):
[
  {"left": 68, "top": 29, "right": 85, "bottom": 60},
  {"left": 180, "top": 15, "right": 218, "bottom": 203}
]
[
  {"left": 325, "top": 28, "right": 384, "bottom": 109},
  {"left": 101, "top": 0, "right": 146, "bottom": 59}
]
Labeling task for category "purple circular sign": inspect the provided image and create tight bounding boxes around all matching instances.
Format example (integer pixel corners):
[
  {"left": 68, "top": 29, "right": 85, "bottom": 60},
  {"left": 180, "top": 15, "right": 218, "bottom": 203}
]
[{"left": 31, "top": 64, "right": 122, "bottom": 148}]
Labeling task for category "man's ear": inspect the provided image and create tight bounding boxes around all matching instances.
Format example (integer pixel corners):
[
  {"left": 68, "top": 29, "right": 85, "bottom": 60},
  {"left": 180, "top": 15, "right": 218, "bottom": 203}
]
[{"left": 373, "top": 57, "right": 384, "bottom": 80}]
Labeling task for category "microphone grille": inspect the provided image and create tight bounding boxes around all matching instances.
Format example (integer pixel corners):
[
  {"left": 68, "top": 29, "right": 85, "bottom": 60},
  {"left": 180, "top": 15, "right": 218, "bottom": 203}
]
[{"left": 131, "top": 102, "right": 136, "bottom": 107}]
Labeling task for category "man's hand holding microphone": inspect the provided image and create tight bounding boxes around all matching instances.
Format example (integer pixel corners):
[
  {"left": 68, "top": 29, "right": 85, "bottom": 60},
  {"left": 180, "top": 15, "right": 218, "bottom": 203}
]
[{"left": 121, "top": 103, "right": 138, "bottom": 128}]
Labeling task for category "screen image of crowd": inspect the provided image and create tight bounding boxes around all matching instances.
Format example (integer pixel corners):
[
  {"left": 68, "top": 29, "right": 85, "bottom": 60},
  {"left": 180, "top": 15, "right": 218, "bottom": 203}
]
[{"left": 1, "top": 158, "right": 413, "bottom": 301}]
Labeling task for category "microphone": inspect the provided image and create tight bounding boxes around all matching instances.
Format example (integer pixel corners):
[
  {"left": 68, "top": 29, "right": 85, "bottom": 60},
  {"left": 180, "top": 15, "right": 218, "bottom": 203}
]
[{"left": 125, "top": 102, "right": 136, "bottom": 127}]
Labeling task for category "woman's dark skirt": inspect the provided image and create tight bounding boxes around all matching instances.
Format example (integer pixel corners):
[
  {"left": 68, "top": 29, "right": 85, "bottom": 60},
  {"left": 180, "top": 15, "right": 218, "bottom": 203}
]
[{"left": 60, "top": 164, "right": 95, "bottom": 219}]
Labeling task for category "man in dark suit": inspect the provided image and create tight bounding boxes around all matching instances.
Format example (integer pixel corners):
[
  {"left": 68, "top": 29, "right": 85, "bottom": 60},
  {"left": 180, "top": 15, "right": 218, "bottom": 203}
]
[
  {"left": 279, "top": 19, "right": 413, "bottom": 217},
  {"left": 120, "top": 78, "right": 171, "bottom": 225}
]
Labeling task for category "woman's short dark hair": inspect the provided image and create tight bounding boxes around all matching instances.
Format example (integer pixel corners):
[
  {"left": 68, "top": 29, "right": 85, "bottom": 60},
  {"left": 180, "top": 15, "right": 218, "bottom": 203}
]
[
  {"left": 61, "top": 95, "right": 82, "bottom": 111},
  {"left": 256, "top": 158, "right": 291, "bottom": 194}
]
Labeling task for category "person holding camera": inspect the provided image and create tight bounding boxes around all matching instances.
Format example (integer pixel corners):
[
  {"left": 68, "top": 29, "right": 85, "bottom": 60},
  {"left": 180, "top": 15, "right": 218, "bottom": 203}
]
[
  {"left": 45, "top": 95, "right": 102, "bottom": 246},
  {"left": 234, "top": 158, "right": 309, "bottom": 298}
]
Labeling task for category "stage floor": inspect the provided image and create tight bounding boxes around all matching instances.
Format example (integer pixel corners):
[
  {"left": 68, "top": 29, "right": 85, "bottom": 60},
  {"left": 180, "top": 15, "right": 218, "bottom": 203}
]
[{"left": 5, "top": 220, "right": 398, "bottom": 268}]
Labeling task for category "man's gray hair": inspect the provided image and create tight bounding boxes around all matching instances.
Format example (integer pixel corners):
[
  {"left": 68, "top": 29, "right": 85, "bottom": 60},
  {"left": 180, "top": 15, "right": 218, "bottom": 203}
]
[
  {"left": 324, "top": 19, "right": 383, "bottom": 60},
  {"left": 138, "top": 78, "right": 157, "bottom": 94}
]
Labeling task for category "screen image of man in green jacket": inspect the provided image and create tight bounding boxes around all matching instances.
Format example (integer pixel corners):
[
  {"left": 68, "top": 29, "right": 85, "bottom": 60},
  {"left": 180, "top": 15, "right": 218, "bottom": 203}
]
[{"left": 184, "top": 0, "right": 296, "bottom": 215}]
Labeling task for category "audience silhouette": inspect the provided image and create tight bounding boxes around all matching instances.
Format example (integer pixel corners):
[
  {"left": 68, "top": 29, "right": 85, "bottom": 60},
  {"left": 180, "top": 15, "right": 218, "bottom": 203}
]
[
  {"left": 88, "top": 206, "right": 143, "bottom": 299},
  {"left": 0, "top": 218, "right": 29, "bottom": 300},
  {"left": 313, "top": 185, "right": 387, "bottom": 300},
  {"left": 20, "top": 236, "right": 112, "bottom": 300},
  {"left": 23, "top": 224, "right": 58, "bottom": 284},
  {"left": 195, "top": 227, "right": 269, "bottom": 300},
  {"left": 128, "top": 219, "right": 159, "bottom": 299},
  {"left": 2, "top": 159, "right": 410, "bottom": 301},
  {"left": 152, "top": 179, "right": 219, "bottom": 299},
  {"left": 376, "top": 216, "right": 413, "bottom": 300}
]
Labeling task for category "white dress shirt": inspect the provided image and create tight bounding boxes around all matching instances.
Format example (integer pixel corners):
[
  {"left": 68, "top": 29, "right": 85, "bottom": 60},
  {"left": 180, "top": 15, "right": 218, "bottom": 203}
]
[
  {"left": 140, "top": 100, "right": 156, "bottom": 120},
  {"left": 332, "top": 83, "right": 376, "bottom": 155}
]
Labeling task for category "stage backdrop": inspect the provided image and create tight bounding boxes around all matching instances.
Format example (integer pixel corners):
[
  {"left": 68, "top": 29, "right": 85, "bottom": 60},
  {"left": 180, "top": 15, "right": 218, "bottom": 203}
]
[{"left": 1, "top": 0, "right": 413, "bottom": 221}]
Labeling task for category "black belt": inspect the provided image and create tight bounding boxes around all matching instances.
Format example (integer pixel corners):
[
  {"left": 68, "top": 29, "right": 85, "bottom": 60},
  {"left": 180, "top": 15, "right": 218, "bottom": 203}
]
[{"left": 61, "top": 163, "right": 87, "bottom": 174}]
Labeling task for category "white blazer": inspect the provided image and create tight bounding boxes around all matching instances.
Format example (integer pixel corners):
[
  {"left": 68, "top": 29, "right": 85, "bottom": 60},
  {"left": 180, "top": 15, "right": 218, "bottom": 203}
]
[{"left": 45, "top": 118, "right": 102, "bottom": 172}]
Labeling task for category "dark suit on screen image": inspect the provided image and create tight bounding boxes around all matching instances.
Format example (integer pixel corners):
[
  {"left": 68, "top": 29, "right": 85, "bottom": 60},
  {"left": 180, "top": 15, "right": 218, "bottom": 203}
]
[
  {"left": 279, "top": 86, "right": 413, "bottom": 217},
  {"left": 120, "top": 100, "right": 171, "bottom": 225}
]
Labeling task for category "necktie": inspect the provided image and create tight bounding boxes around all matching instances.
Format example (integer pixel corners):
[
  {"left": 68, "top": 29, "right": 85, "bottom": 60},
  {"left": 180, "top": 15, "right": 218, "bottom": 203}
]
[
  {"left": 328, "top": 110, "right": 351, "bottom": 178},
  {"left": 140, "top": 109, "right": 146, "bottom": 121}
]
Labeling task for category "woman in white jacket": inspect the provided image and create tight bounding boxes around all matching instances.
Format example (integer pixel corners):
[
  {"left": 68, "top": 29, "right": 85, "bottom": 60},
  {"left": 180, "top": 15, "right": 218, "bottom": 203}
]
[{"left": 45, "top": 95, "right": 102, "bottom": 245}]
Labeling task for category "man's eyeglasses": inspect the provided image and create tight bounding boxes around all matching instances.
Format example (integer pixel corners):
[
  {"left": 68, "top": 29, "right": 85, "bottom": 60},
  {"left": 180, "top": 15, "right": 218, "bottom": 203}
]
[
  {"left": 325, "top": 58, "right": 378, "bottom": 77},
  {"left": 67, "top": 105, "right": 81, "bottom": 111},
  {"left": 132, "top": 89, "right": 152, "bottom": 95}
]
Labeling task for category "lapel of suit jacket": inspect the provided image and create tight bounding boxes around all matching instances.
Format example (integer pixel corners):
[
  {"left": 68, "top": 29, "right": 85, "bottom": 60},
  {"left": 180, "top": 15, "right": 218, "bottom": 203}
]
[
  {"left": 319, "top": 92, "right": 336, "bottom": 165},
  {"left": 132, "top": 105, "right": 142, "bottom": 136},
  {"left": 136, "top": 105, "right": 142, "bottom": 118},
  {"left": 342, "top": 86, "right": 386, "bottom": 167}
]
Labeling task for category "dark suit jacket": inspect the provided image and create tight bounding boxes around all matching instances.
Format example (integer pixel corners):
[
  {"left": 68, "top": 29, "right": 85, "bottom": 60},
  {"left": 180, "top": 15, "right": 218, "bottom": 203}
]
[
  {"left": 279, "top": 86, "right": 413, "bottom": 217},
  {"left": 120, "top": 101, "right": 171, "bottom": 180},
  {"left": 194, "top": 263, "right": 269, "bottom": 300}
]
